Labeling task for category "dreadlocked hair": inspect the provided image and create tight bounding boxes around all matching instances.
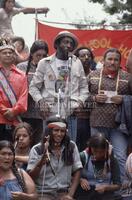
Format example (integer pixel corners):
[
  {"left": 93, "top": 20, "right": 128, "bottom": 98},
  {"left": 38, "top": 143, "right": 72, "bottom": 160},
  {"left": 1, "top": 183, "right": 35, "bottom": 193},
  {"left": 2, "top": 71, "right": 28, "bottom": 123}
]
[{"left": 62, "top": 134, "right": 75, "bottom": 165}]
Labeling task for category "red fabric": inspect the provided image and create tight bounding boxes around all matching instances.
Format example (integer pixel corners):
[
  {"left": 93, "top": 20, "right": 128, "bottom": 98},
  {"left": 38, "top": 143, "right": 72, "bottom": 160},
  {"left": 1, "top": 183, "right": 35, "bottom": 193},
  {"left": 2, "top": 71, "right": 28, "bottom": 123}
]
[
  {"left": 0, "top": 64, "right": 28, "bottom": 125},
  {"left": 103, "top": 68, "right": 118, "bottom": 78},
  {"left": 37, "top": 22, "right": 132, "bottom": 70}
]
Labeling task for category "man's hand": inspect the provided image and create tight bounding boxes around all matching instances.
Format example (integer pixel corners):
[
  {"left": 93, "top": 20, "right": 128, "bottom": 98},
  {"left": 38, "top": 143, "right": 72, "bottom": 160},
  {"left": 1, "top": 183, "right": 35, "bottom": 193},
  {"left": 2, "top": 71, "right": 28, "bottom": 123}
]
[
  {"left": 111, "top": 95, "right": 122, "bottom": 105},
  {"left": 38, "top": 99, "right": 50, "bottom": 119},
  {"left": 3, "top": 108, "right": 15, "bottom": 121},
  {"left": 60, "top": 194, "right": 74, "bottom": 200},
  {"left": 95, "top": 184, "right": 107, "bottom": 194},
  {"left": 11, "top": 191, "right": 25, "bottom": 199},
  {"left": 95, "top": 94, "right": 108, "bottom": 103},
  {"left": 80, "top": 178, "right": 90, "bottom": 191}
]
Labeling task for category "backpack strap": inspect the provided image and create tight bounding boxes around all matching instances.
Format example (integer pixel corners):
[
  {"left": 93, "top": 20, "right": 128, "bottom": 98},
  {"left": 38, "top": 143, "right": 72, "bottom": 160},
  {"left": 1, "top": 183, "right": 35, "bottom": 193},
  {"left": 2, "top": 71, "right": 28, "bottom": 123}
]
[{"left": 80, "top": 148, "right": 90, "bottom": 167}]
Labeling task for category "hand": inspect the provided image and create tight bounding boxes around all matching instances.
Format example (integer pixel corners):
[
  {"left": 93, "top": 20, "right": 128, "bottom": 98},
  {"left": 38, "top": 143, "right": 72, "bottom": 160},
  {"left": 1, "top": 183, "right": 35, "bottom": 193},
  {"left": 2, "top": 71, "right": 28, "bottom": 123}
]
[
  {"left": 3, "top": 108, "right": 15, "bottom": 120},
  {"left": 80, "top": 178, "right": 90, "bottom": 191},
  {"left": 60, "top": 194, "right": 73, "bottom": 200},
  {"left": 11, "top": 191, "right": 24, "bottom": 199},
  {"left": 95, "top": 94, "right": 108, "bottom": 103},
  {"left": 43, "top": 136, "right": 50, "bottom": 162},
  {"left": 0, "top": 177, "right": 4, "bottom": 186},
  {"left": 95, "top": 184, "right": 106, "bottom": 194},
  {"left": 37, "top": 7, "right": 50, "bottom": 14},
  {"left": 111, "top": 95, "right": 122, "bottom": 104},
  {"left": 72, "top": 100, "right": 83, "bottom": 114},
  {"left": 43, "top": 7, "right": 50, "bottom": 14},
  {"left": 38, "top": 99, "right": 50, "bottom": 119}
]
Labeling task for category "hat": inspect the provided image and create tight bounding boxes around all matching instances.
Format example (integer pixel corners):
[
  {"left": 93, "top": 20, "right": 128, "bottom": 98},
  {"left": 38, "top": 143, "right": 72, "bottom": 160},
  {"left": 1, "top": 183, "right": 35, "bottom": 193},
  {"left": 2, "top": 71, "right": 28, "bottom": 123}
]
[
  {"left": 54, "top": 31, "right": 78, "bottom": 50},
  {"left": 0, "top": 38, "right": 15, "bottom": 51}
]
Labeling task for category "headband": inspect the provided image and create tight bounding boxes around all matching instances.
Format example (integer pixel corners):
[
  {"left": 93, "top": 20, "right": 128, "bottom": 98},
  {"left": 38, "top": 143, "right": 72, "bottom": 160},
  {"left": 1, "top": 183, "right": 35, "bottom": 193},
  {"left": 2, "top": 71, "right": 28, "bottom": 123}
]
[{"left": 48, "top": 122, "right": 66, "bottom": 129}]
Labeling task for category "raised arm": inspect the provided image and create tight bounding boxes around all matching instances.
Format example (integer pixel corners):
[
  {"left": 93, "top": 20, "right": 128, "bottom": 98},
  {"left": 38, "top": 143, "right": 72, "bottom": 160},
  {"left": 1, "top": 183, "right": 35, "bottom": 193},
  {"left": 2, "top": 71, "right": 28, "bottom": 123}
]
[{"left": 20, "top": 7, "right": 49, "bottom": 15}]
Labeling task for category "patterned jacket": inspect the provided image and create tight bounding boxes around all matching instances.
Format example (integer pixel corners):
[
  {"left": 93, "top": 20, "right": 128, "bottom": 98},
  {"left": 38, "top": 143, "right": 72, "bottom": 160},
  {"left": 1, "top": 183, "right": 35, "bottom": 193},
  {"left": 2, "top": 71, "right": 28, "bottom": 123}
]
[{"left": 88, "top": 69, "right": 131, "bottom": 128}]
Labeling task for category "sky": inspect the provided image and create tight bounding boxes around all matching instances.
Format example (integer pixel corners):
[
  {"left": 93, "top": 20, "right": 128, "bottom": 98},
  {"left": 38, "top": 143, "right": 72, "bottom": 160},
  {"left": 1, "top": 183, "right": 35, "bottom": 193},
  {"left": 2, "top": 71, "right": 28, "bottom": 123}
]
[{"left": 12, "top": 0, "right": 117, "bottom": 47}]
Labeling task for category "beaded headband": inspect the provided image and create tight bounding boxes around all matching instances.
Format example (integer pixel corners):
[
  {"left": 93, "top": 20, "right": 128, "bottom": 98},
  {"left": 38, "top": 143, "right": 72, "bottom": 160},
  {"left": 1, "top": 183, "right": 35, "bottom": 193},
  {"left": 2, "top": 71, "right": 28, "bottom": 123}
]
[{"left": 0, "top": 38, "right": 15, "bottom": 51}]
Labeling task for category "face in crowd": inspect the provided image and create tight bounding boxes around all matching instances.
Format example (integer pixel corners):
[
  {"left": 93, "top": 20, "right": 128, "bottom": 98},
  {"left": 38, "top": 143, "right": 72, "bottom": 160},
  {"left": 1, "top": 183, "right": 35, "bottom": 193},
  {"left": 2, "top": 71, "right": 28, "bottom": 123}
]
[
  {"left": 13, "top": 122, "right": 33, "bottom": 149},
  {"left": 14, "top": 127, "right": 31, "bottom": 149},
  {"left": 0, "top": 48, "right": 15, "bottom": 66},
  {"left": 31, "top": 49, "right": 48, "bottom": 65},
  {"left": 0, "top": 141, "right": 14, "bottom": 171},
  {"left": 103, "top": 49, "right": 121, "bottom": 72},
  {"left": 4, "top": 0, "right": 15, "bottom": 12},
  {"left": 78, "top": 48, "right": 93, "bottom": 69}
]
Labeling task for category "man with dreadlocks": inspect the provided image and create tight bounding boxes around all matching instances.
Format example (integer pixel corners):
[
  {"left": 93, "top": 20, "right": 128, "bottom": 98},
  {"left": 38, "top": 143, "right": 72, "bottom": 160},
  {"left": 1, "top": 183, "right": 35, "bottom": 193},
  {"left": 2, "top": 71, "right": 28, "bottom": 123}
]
[
  {"left": 27, "top": 116, "right": 82, "bottom": 200},
  {"left": 0, "top": 140, "right": 37, "bottom": 199}
]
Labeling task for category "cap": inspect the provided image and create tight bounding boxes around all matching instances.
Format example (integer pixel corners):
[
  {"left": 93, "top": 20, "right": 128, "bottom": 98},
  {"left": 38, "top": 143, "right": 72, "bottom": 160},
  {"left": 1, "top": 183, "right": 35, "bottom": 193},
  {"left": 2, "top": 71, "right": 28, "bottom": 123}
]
[
  {"left": 54, "top": 31, "right": 78, "bottom": 50},
  {"left": 0, "top": 38, "right": 15, "bottom": 51}
]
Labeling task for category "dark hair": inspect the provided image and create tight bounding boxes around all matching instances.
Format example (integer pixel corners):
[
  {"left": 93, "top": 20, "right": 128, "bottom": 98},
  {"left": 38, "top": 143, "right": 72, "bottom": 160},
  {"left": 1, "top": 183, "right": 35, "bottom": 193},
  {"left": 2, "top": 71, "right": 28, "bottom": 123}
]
[
  {"left": 42, "top": 116, "right": 74, "bottom": 165},
  {"left": 74, "top": 46, "right": 94, "bottom": 60},
  {"left": 88, "top": 134, "right": 109, "bottom": 150},
  {"left": 13, "top": 122, "right": 33, "bottom": 146},
  {"left": 0, "top": 140, "right": 27, "bottom": 192},
  {"left": 103, "top": 48, "right": 121, "bottom": 63},
  {"left": 1, "top": 0, "right": 15, "bottom": 8},
  {"left": 87, "top": 134, "right": 110, "bottom": 165},
  {"left": 74, "top": 46, "right": 96, "bottom": 70},
  {"left": 26, "top": 40, "right": 49, "bottom": 75},
  {"left": 12, "top": 36, "right": 25, "bottom": 50}
]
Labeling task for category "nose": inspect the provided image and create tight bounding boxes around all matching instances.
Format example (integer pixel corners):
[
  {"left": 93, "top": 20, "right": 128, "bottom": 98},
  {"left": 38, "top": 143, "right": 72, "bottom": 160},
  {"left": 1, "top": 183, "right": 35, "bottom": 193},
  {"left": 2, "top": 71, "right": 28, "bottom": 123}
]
[
  {"left": 18, "top": 136, "right": 23, "bottom": 141},
  {"left": 57, "top": 130, "right": 62, "bottom": 135},
  {"left": 110, "top": 59, "right": 115, "bottom": 65},
  {"left": 85, "top": 54, "right": 89, "bottom": 60}
]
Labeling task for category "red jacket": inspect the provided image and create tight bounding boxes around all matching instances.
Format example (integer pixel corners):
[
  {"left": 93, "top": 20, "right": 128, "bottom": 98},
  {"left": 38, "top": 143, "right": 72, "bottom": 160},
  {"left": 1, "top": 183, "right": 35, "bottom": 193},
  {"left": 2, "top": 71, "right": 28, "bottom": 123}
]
[{"left": 0, "top": 64, "right": 28, "bottom": 125}]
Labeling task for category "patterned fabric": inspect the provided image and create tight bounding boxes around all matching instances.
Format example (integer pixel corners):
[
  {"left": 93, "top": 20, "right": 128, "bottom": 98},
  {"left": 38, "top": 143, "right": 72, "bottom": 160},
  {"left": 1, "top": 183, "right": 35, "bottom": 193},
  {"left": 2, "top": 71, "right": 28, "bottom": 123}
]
[
  {"left": 0, "top": 179, "right": 22, "bottom": 200},
  {"left": 88, "top": 69, "right": 131, "bottom": 128},
  {"left": 0, "top": 65, "right": 28, "bottom": 126}
]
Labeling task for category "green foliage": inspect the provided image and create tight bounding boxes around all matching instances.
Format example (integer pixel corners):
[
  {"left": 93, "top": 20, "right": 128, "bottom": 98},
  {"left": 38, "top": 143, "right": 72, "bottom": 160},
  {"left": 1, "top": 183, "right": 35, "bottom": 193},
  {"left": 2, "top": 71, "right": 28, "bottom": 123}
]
[{"left": 88, "top": 0, "right": 132, "bottom": 23}]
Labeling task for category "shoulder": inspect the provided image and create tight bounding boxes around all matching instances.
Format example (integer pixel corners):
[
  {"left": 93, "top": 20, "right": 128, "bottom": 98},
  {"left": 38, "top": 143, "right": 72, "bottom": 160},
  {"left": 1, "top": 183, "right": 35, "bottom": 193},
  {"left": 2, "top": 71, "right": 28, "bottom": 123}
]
[
  {"left": 89, "top": 69, "right": 101, "bottom": 76},
  {"left": 17, "top": 61, "right": 28, "bottom": 72},
  {"left": 119, "top": 69, "right": 130, "bottom": 80},
  {"left": 36, "top": 55, "right": 54, "bottom": 71},
  {"left": 20, "top": 169, "right": 37, "bottom": 193},
  {"left": 0, "top": 8, "right": 5, "bottom": 14},
  {"left": 12, "top": 65, "right": 26, "bottom": 75},
  {"left": 30, "top": 143, "right": 42, "bottom": 155},
  {"left": 80, "top": 149, "right": 89, "bottom": 166}
]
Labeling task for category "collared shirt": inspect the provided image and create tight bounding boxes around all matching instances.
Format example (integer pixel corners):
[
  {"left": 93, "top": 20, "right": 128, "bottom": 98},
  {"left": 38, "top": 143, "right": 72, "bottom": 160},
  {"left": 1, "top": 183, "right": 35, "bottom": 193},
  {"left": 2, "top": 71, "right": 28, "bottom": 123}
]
[
  {"left": 27, "top": 141, "right": 82, "bottom": 194},
  {"left": 0, "top": 64, "right": 28, "bottom": 125}
]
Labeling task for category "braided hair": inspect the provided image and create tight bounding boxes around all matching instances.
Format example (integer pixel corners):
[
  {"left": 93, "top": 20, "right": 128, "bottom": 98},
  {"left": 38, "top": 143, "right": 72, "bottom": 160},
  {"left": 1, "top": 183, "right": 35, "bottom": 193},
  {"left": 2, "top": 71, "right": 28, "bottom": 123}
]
[
  {"left": 26, "top": 40, "right": 49, "bottom": 75},
  {"left": 0, "top": 140, "right": 27, "bottom": 192}
]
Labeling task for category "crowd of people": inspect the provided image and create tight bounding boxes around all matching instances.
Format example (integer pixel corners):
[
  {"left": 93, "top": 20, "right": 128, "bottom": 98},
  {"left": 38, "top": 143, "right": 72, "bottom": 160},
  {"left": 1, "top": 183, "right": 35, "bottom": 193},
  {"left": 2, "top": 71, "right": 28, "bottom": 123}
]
[{"left": 0, "top": 0, "right": 132, "bottom": 199}]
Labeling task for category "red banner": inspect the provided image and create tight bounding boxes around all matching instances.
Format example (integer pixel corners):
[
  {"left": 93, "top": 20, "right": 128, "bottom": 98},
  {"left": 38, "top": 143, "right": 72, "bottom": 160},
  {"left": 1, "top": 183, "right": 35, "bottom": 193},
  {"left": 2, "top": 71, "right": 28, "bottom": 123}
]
[{"left": 38, "top": 21, "right": 132, "bottom": 68}]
